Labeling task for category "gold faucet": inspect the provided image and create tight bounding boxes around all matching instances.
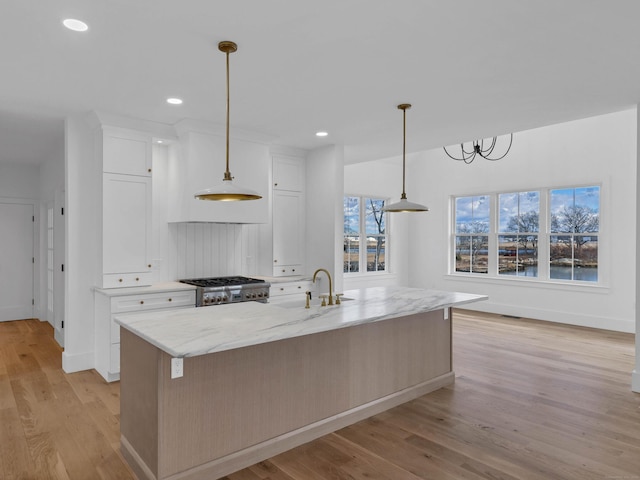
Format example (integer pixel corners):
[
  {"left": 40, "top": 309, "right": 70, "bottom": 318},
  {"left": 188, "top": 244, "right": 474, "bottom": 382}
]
[{"left": 312, "top": 268, "right": 334, "bottom": 306}]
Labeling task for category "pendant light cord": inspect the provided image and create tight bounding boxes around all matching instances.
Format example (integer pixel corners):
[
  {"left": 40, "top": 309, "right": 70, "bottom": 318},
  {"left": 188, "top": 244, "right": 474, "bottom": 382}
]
[
  {"left": 223, "top": 48, "right": 232, "bottom": 181},
  {"left": 399, "top": 104, "right": 409, "bottom": 200}
]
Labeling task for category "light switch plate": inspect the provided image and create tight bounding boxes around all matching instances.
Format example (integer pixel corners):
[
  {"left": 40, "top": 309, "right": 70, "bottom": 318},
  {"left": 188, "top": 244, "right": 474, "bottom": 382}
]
[{"left": 171, "top": 357, "right": 183, "bottom": 379}]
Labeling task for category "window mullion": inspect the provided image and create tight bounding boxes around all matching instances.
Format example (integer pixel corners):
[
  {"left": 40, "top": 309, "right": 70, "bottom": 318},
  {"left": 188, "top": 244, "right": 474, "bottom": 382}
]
[
  {"left": 487, "top": 194, "right": 498, "bottom": 276},
  {"left": 538, "top": 189, "right": 550, "bottom": 279}
]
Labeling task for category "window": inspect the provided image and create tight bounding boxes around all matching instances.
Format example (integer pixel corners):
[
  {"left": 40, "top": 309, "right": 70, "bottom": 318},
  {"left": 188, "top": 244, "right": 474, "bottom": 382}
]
[
  {"left": 452, "top": 186, "right": 600, "bottom": 283},
  {"left": 549, "top": 186, "right": 599, "bottom": 282},
  {"left": 455, "top": 195, "right": 489, "bottom": 273},
  {"left": 498, "top": 191, "right": 539, "bottom": 277},
  {"left": 344, "top": 196, "right": 388, "bottom": 273}
]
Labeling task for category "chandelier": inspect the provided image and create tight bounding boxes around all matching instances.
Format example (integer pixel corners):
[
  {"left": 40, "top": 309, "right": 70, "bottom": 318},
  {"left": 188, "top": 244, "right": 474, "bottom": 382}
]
[{"left": 443, "top": 134, "right": 513, "bottom": 164}]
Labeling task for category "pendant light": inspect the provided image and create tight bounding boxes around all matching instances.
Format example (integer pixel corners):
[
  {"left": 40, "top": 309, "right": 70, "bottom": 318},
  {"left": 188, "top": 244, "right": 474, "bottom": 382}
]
[
  {"left": 194, "top": 41, "right": 262, "bottom": 201},
  {"left": 382, "top": 104, "right": 428, "bottom": 213}
]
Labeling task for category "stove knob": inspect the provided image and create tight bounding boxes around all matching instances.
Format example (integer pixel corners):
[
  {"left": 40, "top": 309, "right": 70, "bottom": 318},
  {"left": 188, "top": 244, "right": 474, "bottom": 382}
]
[
  {"left": 252, "top": 293, "right": 257, "bottom": 299},
  {"left": 257, "top": 292, "right": 263, "bottom": 297},
  {"left": 216, "top": 297, "right": 222, "bottom": 302},
  {"left": 223, "top": 296, "right": 228, "bottom": 302},
  {"left": 245, "top": 293, "right": 251, "bottom": 299}
]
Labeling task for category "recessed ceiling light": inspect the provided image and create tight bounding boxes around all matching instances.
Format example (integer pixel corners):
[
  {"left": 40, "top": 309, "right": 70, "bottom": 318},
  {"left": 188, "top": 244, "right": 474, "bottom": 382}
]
[
  {"left": 315, "top": 131, "right": 328, "bottom": 137},
  {"left": 166, "top": 98, "right": 183, "bottom": 105},
  {"left": 62, "top": 19, "right": 88, "bottom": 32},
  {"left": 156, "top": 140, "right": 164, "bottom": 144}
]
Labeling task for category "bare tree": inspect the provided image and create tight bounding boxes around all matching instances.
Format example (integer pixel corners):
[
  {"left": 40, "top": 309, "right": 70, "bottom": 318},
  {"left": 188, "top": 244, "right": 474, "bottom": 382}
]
[
  {"left": 368, "top": 199, "right": 386, "bottom": 271},
  {"left": 506, "top": 211, "right": 539, "bottom": 253},
  {"left": 551, "top": 205, "right": 599, "bottom": 257}
]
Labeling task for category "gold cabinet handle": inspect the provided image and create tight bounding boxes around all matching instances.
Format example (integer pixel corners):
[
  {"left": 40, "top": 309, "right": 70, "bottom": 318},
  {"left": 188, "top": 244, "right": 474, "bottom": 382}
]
[
  {"left": 168, "top": 298, "right": 172, "bottom": 302},
  {"left": 135, "top": 277, "right": 140, "bottom": 281},
  {"left": 140, "top": 300, "right": 144, "bottom": 305},
  {"left": 148, "top": 264, "right": 152, "bottom": 268},
  {"left": 118, "top": 278, "right": 123, "bottom": 283},
  {"left": 148, "top": 168, "right": 152, "bottom": 173}
]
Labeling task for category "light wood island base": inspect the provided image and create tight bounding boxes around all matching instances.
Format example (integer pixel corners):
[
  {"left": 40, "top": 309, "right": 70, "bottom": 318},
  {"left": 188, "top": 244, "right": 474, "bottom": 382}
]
[{"left": 120, "top": 308, "right": 453, "bottom": 480}]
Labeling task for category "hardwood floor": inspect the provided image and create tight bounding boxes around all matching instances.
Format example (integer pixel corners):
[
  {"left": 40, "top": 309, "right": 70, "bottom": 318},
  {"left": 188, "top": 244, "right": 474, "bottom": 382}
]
[{"left": 1, "top": 311, "right": 638, "bottom": 480}]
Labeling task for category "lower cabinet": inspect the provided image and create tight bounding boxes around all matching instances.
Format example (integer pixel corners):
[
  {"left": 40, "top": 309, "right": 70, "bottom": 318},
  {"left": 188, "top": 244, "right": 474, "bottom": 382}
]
[
  {"left": 269, "top": 280, "right": 313, "bottom": 302},
  {"left": 94, "top": 287, "right": 196, "bottom": 382}
]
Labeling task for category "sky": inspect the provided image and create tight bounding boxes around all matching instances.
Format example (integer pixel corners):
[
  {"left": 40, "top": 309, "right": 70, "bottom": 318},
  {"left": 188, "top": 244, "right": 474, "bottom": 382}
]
[
  {"left": 344, "top": 196, "right": 386, "bottom": 236},
  {"left": 456, "top": 186, "right": 600, "bottom": 233}
]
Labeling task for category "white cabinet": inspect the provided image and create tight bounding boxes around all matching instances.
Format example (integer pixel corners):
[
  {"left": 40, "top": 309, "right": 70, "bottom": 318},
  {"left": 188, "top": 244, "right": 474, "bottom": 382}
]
[
  {"left": 102, "top": 128, "right": 152, "bottom": 176},
  {"left": 269, "top": 154, "right": 306, "bottom": 277},
  {"left": 273, "top": 155, "right": 304, "bottom": 192},
  {"left": 96, "top": 127, "right": 153, "bottom": 288},
  {"left": 102, "top": 173, "right": 152, "bottom": 287},
  {"left": 272, "top": 190, "right": 304, "bottom": 276},
  {"left": 269, "top": 280, "right": 313, "bottom": 298},
  {"left": 94, "top": 286, "right": 196, "bottom": 382}
]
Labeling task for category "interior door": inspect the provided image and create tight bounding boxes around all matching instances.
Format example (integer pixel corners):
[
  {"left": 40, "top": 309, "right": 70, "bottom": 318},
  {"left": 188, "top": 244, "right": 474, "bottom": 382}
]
[{"left": 0, "top": 201, "right": 34, "bottom": 321}]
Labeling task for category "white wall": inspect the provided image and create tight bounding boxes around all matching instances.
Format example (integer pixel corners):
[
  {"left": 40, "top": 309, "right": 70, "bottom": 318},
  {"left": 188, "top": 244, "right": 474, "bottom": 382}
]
[
  {"left": 306, "top": 145, "right": 344, "bottom": 294},
  {"left": 63, "top": 114, "right": 97, "bottom": 372},
  {"left": 0, "top": 162, "right": 40, "bottom": 198},
  {"left": 343, "top": 158, "right": 410, "bottom": 290},
  {"left": 405, "top": 109, "right": 636, "bottom": 333}
]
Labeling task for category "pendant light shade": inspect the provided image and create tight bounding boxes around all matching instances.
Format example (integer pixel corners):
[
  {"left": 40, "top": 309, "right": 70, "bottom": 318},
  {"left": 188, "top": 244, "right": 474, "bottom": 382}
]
[
  {"left": 194, "top": 41, "right": 262, "bottom": 201},
  {"left": 382, "top": 104, "right": 428, "bottom": 213}
]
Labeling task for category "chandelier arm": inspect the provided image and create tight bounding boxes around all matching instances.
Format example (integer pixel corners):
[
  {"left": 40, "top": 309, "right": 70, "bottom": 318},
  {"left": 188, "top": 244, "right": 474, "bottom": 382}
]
[
  {"left": 461, "top": 143, "right": 476, "bottom": 155},
  {"left": 443, "top": 145, "right": 467, "bottom": 161},
  {"left": 484, "top": 133, "right": 513, "bottom": 161},
  {"left": 480, "top": 137, "right": 497, "bottom": 154}
]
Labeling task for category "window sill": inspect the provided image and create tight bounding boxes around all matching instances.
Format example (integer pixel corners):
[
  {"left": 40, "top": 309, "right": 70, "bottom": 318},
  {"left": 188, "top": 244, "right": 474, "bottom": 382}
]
[{"left": 443, "top": 272, "right": 609, "bottom": 294}]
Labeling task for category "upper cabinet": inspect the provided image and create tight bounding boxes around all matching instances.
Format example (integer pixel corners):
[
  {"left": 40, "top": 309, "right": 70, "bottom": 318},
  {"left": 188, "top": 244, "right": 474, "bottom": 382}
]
[
  {"left": 95, "top": 126, "right": 153, "bottom": 288},
  {"left": 273, "top": 155, "right": 304, "bottom": 192},
  {"left": 102, "top": 128, "right": 152, "bottom": 176},
  {"left": 167, "top": 121, "right": 270, "bottom": 224}
]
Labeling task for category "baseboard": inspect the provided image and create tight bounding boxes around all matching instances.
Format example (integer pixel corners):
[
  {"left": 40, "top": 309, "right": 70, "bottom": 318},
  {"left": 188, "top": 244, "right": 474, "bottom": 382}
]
[
  {"left": 632, "top": 370, "right": 640, "bottom": 393},
  {"left": 62, "top": 350, "right": 94, "bottom": 374},
  {"left": 457, "top": 301, "right": 635, "bottom": 333},
  {"left": 139, "top": 371, "right": 454, "bottom": 480}
]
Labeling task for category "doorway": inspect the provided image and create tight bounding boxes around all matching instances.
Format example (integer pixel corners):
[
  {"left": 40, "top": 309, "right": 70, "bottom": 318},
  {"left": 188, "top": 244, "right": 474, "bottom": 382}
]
[{"left": 0, "top": 200, "right": 34, "bottom": 321}]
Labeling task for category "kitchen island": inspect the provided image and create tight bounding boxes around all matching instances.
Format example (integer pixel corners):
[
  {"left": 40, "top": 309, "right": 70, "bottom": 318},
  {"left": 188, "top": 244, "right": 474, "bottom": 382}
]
[{"left": 115, "top": 286, "right": 486, "bottom": 480}]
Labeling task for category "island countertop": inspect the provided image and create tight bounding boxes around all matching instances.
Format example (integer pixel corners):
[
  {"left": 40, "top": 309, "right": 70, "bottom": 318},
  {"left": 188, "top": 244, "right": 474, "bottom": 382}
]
[{"left": 114, "top": 286, "right": 487, "bottom": 358}]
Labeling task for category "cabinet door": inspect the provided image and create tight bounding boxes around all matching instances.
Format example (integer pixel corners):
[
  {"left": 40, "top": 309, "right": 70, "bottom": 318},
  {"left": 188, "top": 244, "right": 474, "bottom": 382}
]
[
  {"left": 103, "top": 173, "right": 152, "bottom": 276},
  {"left": 102, "top": 128, "right": 152, "bottom": 176},
  {"left": 273, "top": 155, "right": 304, "bottom": 192},
  {"left": 273, "top": 191, "right": 303, "bottom": 268}
]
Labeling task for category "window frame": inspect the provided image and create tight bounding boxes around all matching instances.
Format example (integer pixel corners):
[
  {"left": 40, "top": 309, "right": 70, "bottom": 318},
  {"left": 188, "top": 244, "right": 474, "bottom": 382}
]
[
  {"left": 450, "top": 184, "right": 601, "bottom": 286},
  {"left": 344, "top": 195, "right": 390, "bottom": 275}
]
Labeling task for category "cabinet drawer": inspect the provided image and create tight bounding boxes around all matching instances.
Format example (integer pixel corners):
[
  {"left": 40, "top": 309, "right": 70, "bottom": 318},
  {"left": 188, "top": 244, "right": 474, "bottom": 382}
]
[
  {"left": 103, "top": 272, "right": 153, "bottom": 289},
  {"left": 110, "top": 290, "right": 196, "bottom": 313},
  {"left": 272, "top": 265, "right": 302, "bottom": 277},
  {"left": 270, "top": 281, "right": 313, "bottom": 297}
]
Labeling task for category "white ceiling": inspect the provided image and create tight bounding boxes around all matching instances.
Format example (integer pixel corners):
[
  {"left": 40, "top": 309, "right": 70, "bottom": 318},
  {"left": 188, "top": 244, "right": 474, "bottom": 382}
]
[{"left": 2, "top": 0, "right": 640, "bottom": 166}]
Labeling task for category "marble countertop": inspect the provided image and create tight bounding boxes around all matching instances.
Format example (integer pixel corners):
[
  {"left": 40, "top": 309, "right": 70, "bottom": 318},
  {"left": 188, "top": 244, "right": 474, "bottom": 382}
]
[{"left": 114, "top": 286, "right": 487, "bottom": 358}]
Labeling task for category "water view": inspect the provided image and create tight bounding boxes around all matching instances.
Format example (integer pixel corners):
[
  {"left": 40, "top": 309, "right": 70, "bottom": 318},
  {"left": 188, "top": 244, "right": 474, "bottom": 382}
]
[{"left": 500, "top": 265, "right": 598, "bottom": 282}]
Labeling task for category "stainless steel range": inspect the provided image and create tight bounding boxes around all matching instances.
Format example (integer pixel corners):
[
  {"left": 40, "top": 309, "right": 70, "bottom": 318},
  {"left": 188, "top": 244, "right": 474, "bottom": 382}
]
[{"left": 179, "top": 276, "right": 270, "bottom": 307}]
